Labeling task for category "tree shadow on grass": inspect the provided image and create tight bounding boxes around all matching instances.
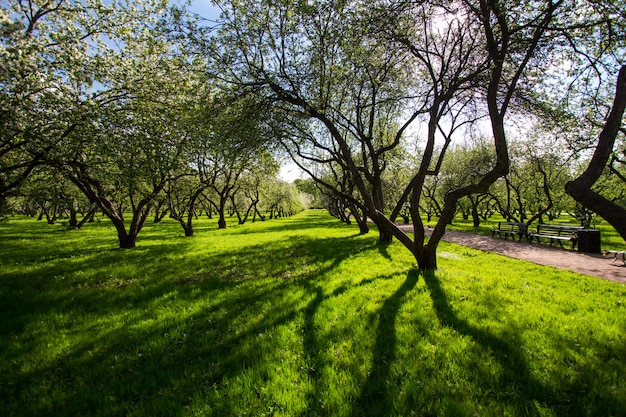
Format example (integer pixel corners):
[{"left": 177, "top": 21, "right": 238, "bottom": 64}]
[
  {"left": 7, "top": 216, "right": 625, "bottom": 416},
  {"left": 375, "top": 240, "right": 394, "bottom": 261},
  {"left": 352, "top": 269, "right": 419, "bottom": 416},
  {"left": 298, "top": 268, "right": 404, "bottom": 415},
  {"left": 421, "top": 270, "right": 626, "bottom": 416},
  {"left": 0, "top": 237, "right": 197, "bottom": 339},
  {"left": 1, "top": 230, "right": 382, "bottom": 417}
]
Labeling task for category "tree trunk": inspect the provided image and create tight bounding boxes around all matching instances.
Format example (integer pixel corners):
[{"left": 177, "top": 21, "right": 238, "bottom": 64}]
[
  {"left": 217, "top": 195, "right": 228, "bottom": 228},
  {"left": 353, "top": 210, "right": 369, "bottom": 234},
  {"left": 109, "top": 216, "right": 136, "bottom": 249},
  {"left": 69, "top": 208, "right": 78, "bottom": 228},
  {"left": 254, "top": 205, "right": 265, "bottom": 221},
  {"left": 370, "top": 211, "right": 395, "bottom": 244},
  {"left": 472, "top": 206, "right": 480, "bottom": 227},
  {"left": 377, "top": 224, "right": 394, "bottom": 243},
  {"left": 46, "top": 211, "right": 56, "bottom": 224},
  {"left": 153, "top": 207, "right": 169, "bottom": 223},
  {"left": 75, "top": 207, "right": 97, "bottom": 229},
  {"left": 241, "top": 200, "right": 255, "bottom": 224},
  {"left": 119, "top": 233, "right": 137, "bottom": 249},
  {"left": 415, "top": 246, "right": 437, "bottom": 271},
  {"left": 566, "top": 182, "right": 626, "bottom": 238},
  {"left": 565, "top": 65, "right": 626, "bottom": 241}
]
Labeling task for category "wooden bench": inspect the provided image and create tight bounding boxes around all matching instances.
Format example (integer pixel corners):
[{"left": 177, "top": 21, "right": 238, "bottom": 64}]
[
  {"left": 491, "top": 222, "right": 529, "bottom": 241},
  {"left": 528, "top": 224, "right": 585, "bottom": 249}
]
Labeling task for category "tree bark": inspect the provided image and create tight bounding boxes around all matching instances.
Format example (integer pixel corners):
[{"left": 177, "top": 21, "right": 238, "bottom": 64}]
[
  {"left": 118, "top": 231, "right": 137, "bottom": 249},
  {"left": 471, "top": 204, "right": 480, "bottom": 227},
  {"left": 351, "top": 207, "right": 370, "bottom": 234},
  {"left": 565, "top": 65, "right": 626, "bottom": 240},
  {"left": 69, "top": 207, "right": 78, "bottom": 228},
  {"left": 415, "top": 247, "right": 438, "bottom": 271}
]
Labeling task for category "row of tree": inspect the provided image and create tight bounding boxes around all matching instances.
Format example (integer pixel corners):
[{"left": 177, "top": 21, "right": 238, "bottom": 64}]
[
  {"left": 2, "top": 0, "right": 625, "bottom": 269},
  {"left": 298, "top": 135, "right": 624, "bottom": 229},
  {"left": 1, "top": 0, "right": 306, "bottom": 247},
  {"left": 9, "top": 168, "right": 304, "bottom": 231},
  {"left": 199, "top": 0, "right": 625, "bottom": 269}
]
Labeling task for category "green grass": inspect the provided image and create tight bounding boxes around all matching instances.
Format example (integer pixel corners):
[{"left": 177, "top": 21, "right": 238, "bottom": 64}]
[{"left": 1, "top": 211, "right": 625, "bottom": 416}]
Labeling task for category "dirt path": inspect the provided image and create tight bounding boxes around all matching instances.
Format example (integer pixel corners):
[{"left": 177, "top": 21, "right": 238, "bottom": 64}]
[{"left": 399, "top": 225, "right": 625, "bottom": 284}]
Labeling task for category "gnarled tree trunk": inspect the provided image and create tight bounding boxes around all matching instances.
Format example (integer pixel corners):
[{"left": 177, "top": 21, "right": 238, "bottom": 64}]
[{"left": 565, "top": 65, "right": 626, "bottom": 241}]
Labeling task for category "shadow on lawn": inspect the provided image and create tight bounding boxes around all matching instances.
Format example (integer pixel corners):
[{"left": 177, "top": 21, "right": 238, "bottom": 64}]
[
  {"left": 1, "top": 231, "right": 377, "bottom": 416},
  {"left": 224, "top": 210, "right": 351, "bottom": 235},
  {"left": 0, "top": 236, "right": 196, "bottom": 339},
  {"left": 353, "top": 269, "right": 419, "bottom": 416},
  {"left": 3, "top": 220, "right": 625, "bottom": 416},
  {"left": 421, "top": 270, "right": 626, "bottom": 416}
]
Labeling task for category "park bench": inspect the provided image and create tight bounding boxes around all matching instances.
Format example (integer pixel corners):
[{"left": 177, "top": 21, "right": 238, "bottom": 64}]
[
  {"left": 491, "top": 222, "right": 529, "bottom": 241},
  {"left": 528, "top": 224, "right": 585, "bottom": 249}
]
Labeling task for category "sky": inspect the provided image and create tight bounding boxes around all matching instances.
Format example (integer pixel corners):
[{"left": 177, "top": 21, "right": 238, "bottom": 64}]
[
  {"left": 188, "top": 1, "right": 221, "bottom": 21},
  {"left": 279, "top": 164, "right": 305, "bottom": 183}
]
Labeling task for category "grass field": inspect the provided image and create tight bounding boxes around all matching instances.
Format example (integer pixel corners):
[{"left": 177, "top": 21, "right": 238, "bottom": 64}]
[{"left": 1, "top": 211, "right": 625, "bottom": 416}]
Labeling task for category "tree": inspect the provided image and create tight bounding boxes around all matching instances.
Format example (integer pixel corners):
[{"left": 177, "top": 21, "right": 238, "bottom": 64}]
[
  {"left": 52, "top": 5, "right": 201, "bottom": 248},
  {"left": 390, "top": 0, "right": 582, "bottom": 269},
  {"left": 167, "top": 174, "right": 204, "bottom": 236},
  {"left": 0, "top": 0, "right": 155, "bottom": 198},
  {"left": 208, "top": 0, "right": 497, "bottom": 269},
  {"left": 190, "top": 0, "right": 625, "bottom": 267},
  {"left": 293, "top": 178, "right": 325, "bottom": 209},
  {"left": 500, "top": 0, "right": 626, "bottom": 238},
  {"left": 1, "top": 0, "right": 201, "bottom": 247},
  {"left": 488, "top": 137, "right": 572, "bottom": 224},
  {"left": 436, "top": 142, "right": 496, "bottom": 227},
  {"left": 565, "top": 66, "right": 626, "bottom": 239},
  {"left": 194, "top": 92, "right": 275, "bottom": 229},
  {"left": 17, "top": 169, "right": 96, "bottom": 227},
  {"left": 261, "top": 179, "right": 304, "bottom": 219},
  {"left": 1, "top": 1, "right": 76, "bottom": 206},
  {"left": 230, "top": 156, "right": 280, "bottom": 224},
  {"left": 210, "top": 0, "right": 424, "bottom": 240}
]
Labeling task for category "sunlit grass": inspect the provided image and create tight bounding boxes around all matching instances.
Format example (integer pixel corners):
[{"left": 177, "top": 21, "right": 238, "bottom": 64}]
[{"left": 1, "top": 210, "right": 625, "bottom": 416}]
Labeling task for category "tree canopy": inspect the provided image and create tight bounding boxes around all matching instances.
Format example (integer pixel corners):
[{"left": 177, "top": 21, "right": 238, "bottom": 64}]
[{"left": 1, "top": 0, "right": 624, "bottom": 265}]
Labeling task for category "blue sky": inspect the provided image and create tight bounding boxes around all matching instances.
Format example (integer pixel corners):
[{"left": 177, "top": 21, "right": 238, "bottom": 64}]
[{"left": 188, "top": 0, "right": 221, "bottom": 21}]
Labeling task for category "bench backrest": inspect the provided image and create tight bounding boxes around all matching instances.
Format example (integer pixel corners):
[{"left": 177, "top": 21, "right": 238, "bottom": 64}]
[
  {"left": 499, "top": 222, "right": 528, "bottom": 233},
  {"left": 536, "top": 224, "right": 584, "bottom": 236}
]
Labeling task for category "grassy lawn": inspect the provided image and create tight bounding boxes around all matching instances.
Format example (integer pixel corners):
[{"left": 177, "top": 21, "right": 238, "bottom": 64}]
[{"left": 1, "top": 210, "right": 625, "bottom": 416}]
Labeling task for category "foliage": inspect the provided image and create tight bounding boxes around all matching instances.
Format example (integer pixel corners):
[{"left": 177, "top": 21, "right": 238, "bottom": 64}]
[
  {"left": 203, "top": 0, "right": 626, "bottom": 269},
  {"left": 4, "top": 0, "right": 625, "bottom": 266},
  {"left": 488, "top": 136, "right": 575, "bottom": 224},
  {"left": 194, "top": 90, "right": 279, "bottom": 229},
  {"left": 0, "top": 0, "right": 169, "bottom": 196}
]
